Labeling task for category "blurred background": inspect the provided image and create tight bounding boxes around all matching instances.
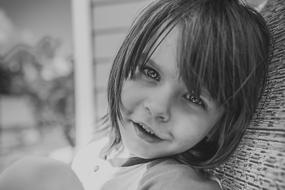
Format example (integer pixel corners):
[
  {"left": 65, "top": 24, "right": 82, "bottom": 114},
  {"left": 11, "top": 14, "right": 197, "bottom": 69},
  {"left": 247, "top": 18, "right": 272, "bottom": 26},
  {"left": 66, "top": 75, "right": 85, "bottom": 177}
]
[
  {"left": 0, "top": 0, "right": 151, "bottom": 172},
  {"left": 0, "top": 0, "right": 75, "bottom": 171},
  {"left": 0, "top": 0, "right": 262, "bottom": 173}
]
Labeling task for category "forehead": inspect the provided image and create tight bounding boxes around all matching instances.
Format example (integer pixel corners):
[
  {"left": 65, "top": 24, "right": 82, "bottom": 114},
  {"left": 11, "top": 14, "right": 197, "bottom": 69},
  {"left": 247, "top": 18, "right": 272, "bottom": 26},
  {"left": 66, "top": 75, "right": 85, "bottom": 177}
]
[
  {"left": 149, "top": 26, "right": 181, "bottom": 78},
  {"left": 146, "top": 25, "right": 214, "bottom": 101}
]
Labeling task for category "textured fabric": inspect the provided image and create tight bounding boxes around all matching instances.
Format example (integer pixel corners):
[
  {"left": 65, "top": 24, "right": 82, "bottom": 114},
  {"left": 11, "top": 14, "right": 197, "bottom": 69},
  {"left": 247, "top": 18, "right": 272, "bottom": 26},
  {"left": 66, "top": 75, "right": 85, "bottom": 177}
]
[{"left": 211, "top": 0, "right": 285, "bottom": 189}]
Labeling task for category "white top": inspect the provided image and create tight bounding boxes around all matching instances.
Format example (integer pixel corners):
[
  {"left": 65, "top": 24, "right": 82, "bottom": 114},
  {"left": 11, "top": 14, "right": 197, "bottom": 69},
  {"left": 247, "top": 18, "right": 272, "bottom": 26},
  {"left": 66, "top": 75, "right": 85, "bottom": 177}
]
[
  {"left": 71, "top": 138, "right": 222, "bottom": 190},
  {"left": 72, "top": 138, "right": 145, "bottom": 190}
]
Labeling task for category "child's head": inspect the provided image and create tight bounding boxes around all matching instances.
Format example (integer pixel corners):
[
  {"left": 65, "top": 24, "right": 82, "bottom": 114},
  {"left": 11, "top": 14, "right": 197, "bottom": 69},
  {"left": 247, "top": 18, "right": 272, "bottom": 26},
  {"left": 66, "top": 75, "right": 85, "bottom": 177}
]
[{"left": 106, "top": 0, "right": 270, "bottom": 168}]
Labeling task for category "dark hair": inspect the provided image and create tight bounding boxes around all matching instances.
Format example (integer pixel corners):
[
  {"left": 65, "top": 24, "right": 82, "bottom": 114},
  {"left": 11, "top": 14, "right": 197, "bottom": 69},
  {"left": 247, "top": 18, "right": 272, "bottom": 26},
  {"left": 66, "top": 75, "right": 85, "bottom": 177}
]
[{"left": 105, "top": 0, "right": 271, "bottom": 168}]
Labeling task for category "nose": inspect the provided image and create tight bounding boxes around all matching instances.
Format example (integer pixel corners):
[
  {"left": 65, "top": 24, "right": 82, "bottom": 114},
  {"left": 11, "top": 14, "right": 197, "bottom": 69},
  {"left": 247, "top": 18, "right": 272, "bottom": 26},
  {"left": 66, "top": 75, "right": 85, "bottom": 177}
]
[{"left": 143, "top": 87, "right": 172, "bottom": 122}]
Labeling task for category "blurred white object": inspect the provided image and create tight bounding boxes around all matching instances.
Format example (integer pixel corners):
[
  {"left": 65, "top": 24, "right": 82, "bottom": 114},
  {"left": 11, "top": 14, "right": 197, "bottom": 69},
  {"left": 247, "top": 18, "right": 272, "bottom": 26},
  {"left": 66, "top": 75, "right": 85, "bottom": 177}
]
[
  {"left": 72, "top": 0, "right": 96, "bottom": 149},
  {"left": 49, "top": 146, "right": 74, "bottom": 164}
]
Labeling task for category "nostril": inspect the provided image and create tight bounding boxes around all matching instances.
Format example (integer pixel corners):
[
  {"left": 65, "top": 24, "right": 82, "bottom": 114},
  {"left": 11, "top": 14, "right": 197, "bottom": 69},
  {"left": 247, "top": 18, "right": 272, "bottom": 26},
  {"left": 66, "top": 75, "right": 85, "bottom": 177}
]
[
  {"left": 143, "top": 100, "right": 171, "bottom": 122},
  {"left": 157, "top": 114, "right": 170, "bottom": 123}
]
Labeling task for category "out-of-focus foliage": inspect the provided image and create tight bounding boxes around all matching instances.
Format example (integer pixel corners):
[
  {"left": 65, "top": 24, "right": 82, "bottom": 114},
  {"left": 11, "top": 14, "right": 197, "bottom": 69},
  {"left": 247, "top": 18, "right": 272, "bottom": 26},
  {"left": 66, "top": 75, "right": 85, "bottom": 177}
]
[
  {"left": 0, "top": 59, "right": 12, "bottom": 94},
  {"left": 0, "top": 36, "right": 75, "bottom": 146}
]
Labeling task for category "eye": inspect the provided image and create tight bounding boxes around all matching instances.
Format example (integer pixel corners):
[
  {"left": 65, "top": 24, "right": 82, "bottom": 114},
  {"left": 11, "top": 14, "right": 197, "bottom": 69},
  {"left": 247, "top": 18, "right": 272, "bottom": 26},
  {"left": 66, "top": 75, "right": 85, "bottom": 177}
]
[
  {"left": 141, "top": 66, "right": 160, "bottom": 81},
  {"left": 183, "top": 93, "right": 205, "bottom": 108}
]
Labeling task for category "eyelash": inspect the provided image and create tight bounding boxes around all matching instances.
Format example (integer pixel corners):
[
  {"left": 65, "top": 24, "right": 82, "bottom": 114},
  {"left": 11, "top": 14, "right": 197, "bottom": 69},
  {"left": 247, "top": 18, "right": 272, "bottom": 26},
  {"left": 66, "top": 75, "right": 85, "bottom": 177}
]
[
  {"left": 183, "top": 93, "right": 205, "bottom": 108},
  {"left": 141, "top": 66, "right": 160, "bottom": 81},
  {"left": 140, "top": 66, "right": 205, "bottom": 108}
]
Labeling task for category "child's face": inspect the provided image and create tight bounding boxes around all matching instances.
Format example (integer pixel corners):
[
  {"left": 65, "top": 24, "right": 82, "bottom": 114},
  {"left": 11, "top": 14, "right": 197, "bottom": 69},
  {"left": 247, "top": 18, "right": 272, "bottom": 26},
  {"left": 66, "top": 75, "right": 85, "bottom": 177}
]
[{"left": 119, "top": 27, "right": 224, "bottom": 159}]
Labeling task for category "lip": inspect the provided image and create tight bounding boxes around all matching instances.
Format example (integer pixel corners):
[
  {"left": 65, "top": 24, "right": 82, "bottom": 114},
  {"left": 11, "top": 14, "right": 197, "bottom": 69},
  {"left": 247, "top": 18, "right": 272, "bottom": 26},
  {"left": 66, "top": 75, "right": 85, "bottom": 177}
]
[
  {"left": 136, "top": 121, "right": 156, "bottom": 135},
  {"left": 131, "top": 121, "right": 162, "bottom": 143}
]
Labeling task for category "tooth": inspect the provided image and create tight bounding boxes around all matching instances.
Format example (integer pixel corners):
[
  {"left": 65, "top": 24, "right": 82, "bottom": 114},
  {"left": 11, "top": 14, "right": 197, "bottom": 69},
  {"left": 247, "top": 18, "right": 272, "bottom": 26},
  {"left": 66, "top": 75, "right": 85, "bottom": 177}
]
[
  {"left": 137, "top": 122, "right": 155, "bottom": 135},
  {"left": 142, "top": 125, "right": 154, "bottom": 135}
]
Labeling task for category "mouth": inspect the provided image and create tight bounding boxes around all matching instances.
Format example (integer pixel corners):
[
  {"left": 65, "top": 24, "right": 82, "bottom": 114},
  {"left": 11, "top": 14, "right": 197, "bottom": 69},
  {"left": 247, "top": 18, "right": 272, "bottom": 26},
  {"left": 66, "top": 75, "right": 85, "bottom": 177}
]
[{"left": 132, "top": 121, "right": 162, "bottom": 143}]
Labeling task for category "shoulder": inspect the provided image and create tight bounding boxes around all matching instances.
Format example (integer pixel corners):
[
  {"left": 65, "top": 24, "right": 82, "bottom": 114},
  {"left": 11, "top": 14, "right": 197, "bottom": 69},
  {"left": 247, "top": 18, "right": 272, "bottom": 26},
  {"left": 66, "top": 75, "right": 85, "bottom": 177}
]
[
  {"left": 71, "top": 138, "right": 116, "bottom": 190},
  {"left": 138, "top": 159, "right": 221, "bottom": 190},
  {"left": 71, "top": 138, "right": 108, "bottom": 171}
]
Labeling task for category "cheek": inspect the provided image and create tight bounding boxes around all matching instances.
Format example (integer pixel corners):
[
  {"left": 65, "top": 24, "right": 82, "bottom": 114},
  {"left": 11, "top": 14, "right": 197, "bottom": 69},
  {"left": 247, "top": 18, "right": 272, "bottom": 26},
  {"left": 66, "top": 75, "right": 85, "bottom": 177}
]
[
  {"left": 172, "top": 112, "right": 217, "bottom": 145},
  {"left": 121, "top": 81, "right": 145, "bottom": 112}
]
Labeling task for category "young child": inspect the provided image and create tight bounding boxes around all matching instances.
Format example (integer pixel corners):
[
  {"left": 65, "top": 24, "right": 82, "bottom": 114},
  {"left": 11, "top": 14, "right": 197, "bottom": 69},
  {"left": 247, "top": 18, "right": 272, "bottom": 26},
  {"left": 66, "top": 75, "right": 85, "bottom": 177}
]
[
  {"left": 72, "top": 0, "right": 271, "bottom": 189},
  {"left": 0, "top": 0, "right": 271, "bottom": 190}
]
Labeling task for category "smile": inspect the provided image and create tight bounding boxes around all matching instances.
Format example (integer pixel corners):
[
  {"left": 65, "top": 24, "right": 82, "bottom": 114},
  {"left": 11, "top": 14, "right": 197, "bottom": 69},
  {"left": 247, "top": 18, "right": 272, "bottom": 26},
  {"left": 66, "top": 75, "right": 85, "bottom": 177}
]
[{"left": 132, "top": 121, "right": 162, "bottom": 143}]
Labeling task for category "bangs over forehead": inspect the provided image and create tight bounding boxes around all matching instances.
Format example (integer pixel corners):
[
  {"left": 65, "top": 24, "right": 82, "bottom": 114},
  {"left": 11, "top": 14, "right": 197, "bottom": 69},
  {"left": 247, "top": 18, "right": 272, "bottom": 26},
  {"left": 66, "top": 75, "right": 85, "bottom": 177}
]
[
  {"left": 115, "top": 0, "right": 266, "bottom": 106},
  {"left": 122, "top": 1, "right": 181, "bottom": 79},
  {"left": 109, "top": 0, "right": 269, "bottom": 116},
  {"left": 116, "top": 0, "right": 215, "bottom": 102},
  {"left": 173, "top": 0, "right": 268, "bottom": 106}
]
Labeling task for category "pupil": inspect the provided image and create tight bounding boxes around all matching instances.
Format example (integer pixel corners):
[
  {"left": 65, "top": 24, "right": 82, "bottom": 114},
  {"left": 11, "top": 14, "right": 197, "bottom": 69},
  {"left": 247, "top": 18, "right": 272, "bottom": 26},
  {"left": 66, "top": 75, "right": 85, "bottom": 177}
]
[{"left": 149, "top": 71, "right": 155, "bottom": 77}]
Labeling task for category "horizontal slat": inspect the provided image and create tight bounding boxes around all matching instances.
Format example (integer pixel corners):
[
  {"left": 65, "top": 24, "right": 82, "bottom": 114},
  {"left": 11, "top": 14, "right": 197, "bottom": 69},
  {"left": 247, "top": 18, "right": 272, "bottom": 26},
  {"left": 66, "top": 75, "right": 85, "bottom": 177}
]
[
  {"left": 92, "top": 0, "right": 152, "bottom": 30},
  {"left": 94, "top": 32, "right": 126, "bottom": 59},
  {"left": 92, "top": 0, "right": 148, "bottom": 6},
  {"left": 94, "top": 27, "right": 128, "bottom": 35}
]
